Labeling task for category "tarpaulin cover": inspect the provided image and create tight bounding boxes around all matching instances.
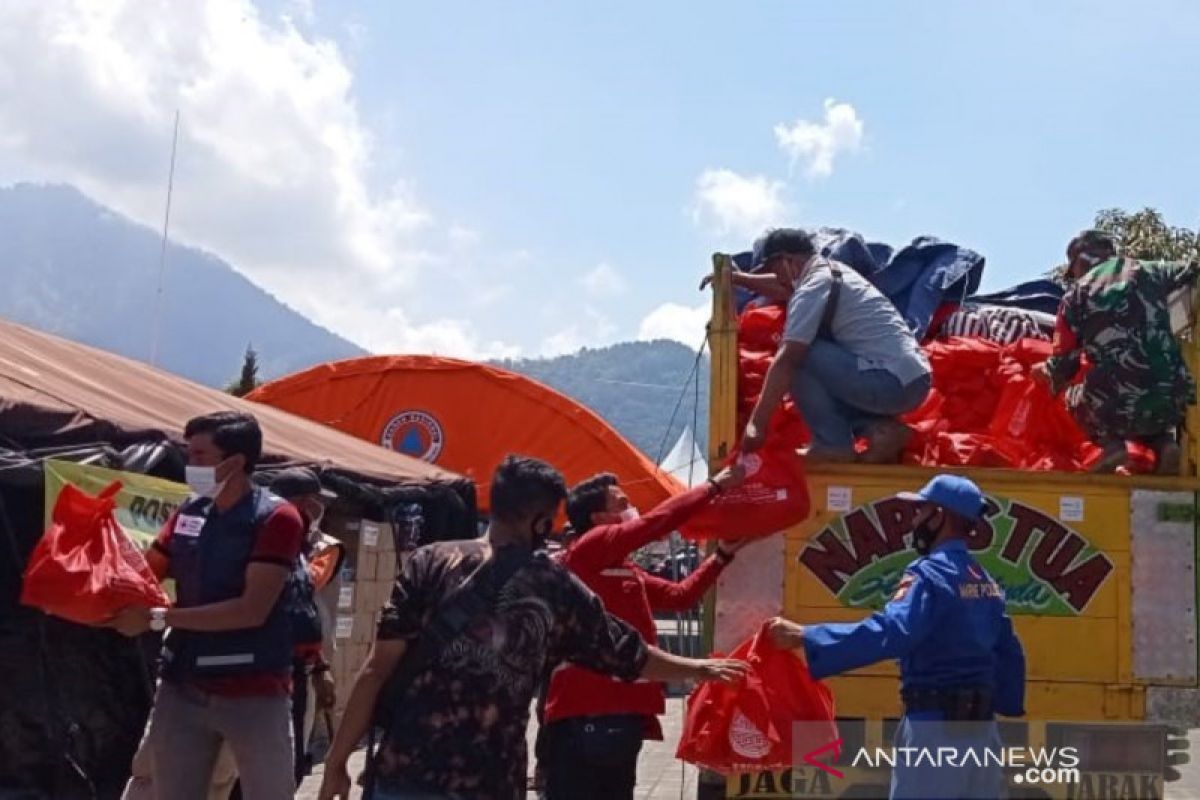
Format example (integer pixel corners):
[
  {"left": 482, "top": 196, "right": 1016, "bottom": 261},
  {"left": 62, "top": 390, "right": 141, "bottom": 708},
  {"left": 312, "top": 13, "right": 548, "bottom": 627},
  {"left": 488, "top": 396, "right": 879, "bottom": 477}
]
[
  {"left": 21, "top": 481, "right": 170, "bottom": 625},
  {"left": 249, "top": 356, "right": 684, "bottom": 513},
  {"left": 733, "top": 228, "right": 986, "bottom": 339},
  {"left": 0, "top": 317, "right": 460, "bottom": 486},
  {"left": 677, "top": 623, "right": 837, "bottom": 775}
]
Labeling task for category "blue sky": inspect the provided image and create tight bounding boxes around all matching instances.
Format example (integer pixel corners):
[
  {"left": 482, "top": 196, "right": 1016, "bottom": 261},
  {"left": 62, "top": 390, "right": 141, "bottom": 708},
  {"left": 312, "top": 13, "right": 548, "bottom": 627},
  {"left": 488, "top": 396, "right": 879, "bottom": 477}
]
[{"left": 2, "top": 0, "right": 1198, "bottom": 358}]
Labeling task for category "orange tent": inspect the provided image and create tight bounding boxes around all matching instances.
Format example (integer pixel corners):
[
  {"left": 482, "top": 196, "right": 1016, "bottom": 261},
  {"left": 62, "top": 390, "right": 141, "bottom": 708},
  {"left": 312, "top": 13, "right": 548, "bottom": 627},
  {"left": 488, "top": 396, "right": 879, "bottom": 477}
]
[{"left": 248, "top": 356, "right": 685, "bottom": 513}]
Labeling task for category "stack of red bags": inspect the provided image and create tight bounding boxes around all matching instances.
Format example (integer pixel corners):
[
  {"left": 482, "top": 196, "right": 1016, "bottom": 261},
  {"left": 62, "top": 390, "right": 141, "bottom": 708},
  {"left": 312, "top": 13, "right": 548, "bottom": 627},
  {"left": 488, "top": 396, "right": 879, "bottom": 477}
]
[
  {"left": 733, "top": 302, "right": 1150, "bottom": 473},
  {"left": 736, "top": 304, "right": 809, "bottom": 451},
  {"left": 903, "top": 337, "right": 1155, "bottom": 472},
  {"left": 679, "top": 303, "right": 811, "bottom": 542}
]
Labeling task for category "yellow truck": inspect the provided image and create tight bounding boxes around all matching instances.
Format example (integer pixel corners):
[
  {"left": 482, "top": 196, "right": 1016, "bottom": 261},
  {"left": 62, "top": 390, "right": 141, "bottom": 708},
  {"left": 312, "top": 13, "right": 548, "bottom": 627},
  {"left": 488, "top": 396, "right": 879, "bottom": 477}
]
[{"left": 699, "top": 255, "right": 1196, "bottom": 800}]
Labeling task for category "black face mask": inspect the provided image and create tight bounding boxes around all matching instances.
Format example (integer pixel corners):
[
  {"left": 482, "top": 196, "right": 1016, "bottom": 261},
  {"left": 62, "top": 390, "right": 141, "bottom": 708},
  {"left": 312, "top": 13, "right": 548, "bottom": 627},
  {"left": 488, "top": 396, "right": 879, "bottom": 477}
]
[
  {"left": 912, "top": 511, "right": 943, "bottom": 556},
  {"left": 530, "top": 516, "right": 554, "bottom": 551}
]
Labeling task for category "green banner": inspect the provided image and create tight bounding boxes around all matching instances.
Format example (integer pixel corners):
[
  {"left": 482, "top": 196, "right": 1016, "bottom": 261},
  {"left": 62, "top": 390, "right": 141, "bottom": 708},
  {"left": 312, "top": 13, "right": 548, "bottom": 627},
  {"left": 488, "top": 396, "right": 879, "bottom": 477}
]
[{"left": 43, "top": 459, "right": 191, "bottom": 549}]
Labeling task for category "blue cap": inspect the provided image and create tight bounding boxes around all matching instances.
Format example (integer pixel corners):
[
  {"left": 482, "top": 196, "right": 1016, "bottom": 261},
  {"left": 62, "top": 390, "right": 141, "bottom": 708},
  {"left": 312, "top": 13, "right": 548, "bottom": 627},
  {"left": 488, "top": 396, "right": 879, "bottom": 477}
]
[{"left": 898, "top": 475, "right": 986, "bottom": 521}]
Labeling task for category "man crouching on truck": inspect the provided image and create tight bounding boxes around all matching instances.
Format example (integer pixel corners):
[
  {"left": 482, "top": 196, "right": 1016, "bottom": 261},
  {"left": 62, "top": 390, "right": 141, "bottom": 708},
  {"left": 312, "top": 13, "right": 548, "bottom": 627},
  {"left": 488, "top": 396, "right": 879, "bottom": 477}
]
[
  {"left": 737, "top": 227, "right": 931, "bottom": 464},
  {"left": 768, "top": 475, "right": 1026, "bottom": 800},
  {"left": 537, "top": 465, "right": 749, "bottom": 800}
]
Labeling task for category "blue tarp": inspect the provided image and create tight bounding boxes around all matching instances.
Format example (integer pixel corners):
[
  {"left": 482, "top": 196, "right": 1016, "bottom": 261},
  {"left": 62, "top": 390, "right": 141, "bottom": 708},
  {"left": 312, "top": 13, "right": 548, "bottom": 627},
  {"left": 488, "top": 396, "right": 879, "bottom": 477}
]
[
  {"left": 733, "top": 227, "right": 987, "bottom": 339},
  {"left": 966, "top": 279, "right": 1065, "bottom": 317}
]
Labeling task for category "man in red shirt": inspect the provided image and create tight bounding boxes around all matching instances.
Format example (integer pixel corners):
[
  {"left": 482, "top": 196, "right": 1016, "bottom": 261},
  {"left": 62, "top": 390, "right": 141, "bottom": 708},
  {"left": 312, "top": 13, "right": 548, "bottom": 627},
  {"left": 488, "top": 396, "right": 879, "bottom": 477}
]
[
  {"left": 111, "top": 411, "right": 303, "bottom": 800},
  {"left": 540, "top": 464, "right": 747, "bottom": 800}
]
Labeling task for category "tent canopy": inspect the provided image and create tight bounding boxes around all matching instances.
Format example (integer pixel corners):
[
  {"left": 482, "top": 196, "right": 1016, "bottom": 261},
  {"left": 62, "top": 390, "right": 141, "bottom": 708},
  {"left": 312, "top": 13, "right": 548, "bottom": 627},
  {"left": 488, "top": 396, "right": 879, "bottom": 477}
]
[
  {"left": 0, "top": 318, "right": 459, "bottom": 486},
  {"left": 660, "top": 426, "right": 708, "bottom": 488},
  {"left": 249, "top": 355, "right": 685, "bottom": 512}
]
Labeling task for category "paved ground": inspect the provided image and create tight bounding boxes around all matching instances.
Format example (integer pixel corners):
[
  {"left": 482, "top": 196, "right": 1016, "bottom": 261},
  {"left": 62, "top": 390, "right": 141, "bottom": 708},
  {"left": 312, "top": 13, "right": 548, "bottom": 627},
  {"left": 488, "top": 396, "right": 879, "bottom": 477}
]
[
  {"left": 299, "top": 704, "right": 1200, "bottom": 799},
  {"left": 298, "top": 696, "right": 699, "bottom": 800}
]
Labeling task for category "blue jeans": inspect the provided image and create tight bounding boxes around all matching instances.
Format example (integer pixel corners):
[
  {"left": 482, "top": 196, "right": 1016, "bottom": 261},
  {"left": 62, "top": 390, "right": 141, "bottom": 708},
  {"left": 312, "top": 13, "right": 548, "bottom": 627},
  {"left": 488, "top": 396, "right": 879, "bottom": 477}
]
[{"left": 791, "top": 339, "right": 931, "bottom": 449}]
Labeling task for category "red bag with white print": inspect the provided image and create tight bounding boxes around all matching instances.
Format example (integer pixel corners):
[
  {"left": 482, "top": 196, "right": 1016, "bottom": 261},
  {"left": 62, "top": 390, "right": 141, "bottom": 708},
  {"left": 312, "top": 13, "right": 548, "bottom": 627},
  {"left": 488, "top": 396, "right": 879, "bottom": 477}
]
[
  {"left": 677, "top": 623, "right": 837, "bottom": 774},
  {"left": 680, "top": 443, "right": 810, "bottom": 541}
]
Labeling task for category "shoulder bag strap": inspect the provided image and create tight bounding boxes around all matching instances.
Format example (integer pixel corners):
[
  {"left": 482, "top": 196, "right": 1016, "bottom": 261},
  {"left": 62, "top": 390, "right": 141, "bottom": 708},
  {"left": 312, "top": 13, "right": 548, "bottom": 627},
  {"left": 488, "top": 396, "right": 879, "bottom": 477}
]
[{"left": 818, "top": 260, "right": 843, "bottom": 339}]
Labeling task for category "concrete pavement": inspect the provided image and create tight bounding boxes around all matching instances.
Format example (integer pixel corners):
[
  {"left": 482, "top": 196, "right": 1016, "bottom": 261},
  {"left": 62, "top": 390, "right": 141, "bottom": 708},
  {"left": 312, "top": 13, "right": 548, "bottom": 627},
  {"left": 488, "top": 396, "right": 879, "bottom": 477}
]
[{"left": 298, "top": 703, "right": 1200, "bottom": 799}]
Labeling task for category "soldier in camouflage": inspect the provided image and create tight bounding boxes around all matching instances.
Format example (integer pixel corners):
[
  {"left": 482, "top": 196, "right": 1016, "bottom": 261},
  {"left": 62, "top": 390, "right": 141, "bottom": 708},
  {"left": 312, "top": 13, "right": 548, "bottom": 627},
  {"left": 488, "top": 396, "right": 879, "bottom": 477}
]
[{"left": 1034, "top": 230, "right": 1200, "bottom": 473}]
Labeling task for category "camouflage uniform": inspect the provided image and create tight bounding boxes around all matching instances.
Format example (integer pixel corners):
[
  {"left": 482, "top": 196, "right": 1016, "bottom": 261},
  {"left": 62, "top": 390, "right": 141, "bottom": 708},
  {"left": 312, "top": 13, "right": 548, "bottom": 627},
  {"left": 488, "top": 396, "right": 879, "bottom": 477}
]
[{"left": 1046, "top": 256, "right": 1199, "bottom": 442}]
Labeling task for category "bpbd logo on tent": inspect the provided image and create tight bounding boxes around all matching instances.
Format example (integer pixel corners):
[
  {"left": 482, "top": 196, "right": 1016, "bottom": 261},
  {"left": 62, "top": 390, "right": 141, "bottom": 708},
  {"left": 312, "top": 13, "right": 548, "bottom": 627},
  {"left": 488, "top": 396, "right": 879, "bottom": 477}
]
[{"left": 381, "top": 410, "right": 445, "bottom": 462}]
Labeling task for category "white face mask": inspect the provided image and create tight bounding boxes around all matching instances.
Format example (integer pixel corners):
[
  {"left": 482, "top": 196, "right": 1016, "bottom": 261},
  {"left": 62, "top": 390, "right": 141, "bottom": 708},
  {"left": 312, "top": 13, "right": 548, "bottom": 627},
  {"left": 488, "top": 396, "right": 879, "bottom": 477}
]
[
  {"left": 186, "top": 464, "right": 227, "bottom": 499},
  {"left": 619, "top": 507, "right": 641, "bottom": 523}
]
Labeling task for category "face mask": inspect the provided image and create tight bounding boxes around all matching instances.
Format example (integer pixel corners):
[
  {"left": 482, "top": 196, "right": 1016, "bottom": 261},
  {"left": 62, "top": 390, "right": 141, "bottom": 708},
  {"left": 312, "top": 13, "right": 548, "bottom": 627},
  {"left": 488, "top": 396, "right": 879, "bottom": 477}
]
[
  {"left": 303, "top": 503, "right": 325, "bottom": 530},
  {"left": 530, "top": 516, "right": 554, "bottom": 551},
  {"left": 619, "top": 507, "right": 641, "bottom": 523},
  {"left": 912, "top": 511, "right": 942, "bottom": 556},
  {"left": 186, "top": 465, "right": 226, "bottom": 499}
]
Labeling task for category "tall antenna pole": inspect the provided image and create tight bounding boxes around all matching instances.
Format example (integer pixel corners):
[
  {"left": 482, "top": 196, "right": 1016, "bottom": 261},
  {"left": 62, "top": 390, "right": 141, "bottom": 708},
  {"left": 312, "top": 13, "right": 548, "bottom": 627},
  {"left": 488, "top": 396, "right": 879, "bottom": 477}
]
[{"left": 150, "top": 110, "right": 180, "bottom": 367}]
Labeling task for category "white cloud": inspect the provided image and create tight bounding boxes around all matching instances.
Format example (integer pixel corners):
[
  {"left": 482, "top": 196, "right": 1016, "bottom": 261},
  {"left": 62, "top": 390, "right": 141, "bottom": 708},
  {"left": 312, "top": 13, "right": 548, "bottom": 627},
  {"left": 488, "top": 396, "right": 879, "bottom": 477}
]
[
  {"left": 448, "top": 225, "right": 481, "bottom": 249},
  {"left": 580, "top": 262, "right": 627, "bottom": 297},
  {"left": 638, "top": 302, "right": 709, "bottom": 349},
  {"left": 287, "top": 0, "right": 316, "bottom": 27},
  {"left": 691, "top": 168, "right": 790, "bottom": 239},
  {"left": 0, "top": 0, "right": 515, "bottom": 360},
  {"left": 773, "top": 98, "right": 864, "bottom": 179},
  {"left": 311, "top": 297, "right": 521, "bottom": 360}
]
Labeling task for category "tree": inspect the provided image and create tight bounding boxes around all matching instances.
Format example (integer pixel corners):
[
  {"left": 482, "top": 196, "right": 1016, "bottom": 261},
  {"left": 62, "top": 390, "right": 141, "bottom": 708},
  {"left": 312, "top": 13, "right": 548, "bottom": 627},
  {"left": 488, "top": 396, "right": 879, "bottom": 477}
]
[
  {"left": 1093, "top": 207, "right": 1200, "bottom": 262},
  {"left": 225, "top": 344, "right": 260, "bottom": 397},
  {"left": 1051, "top": 208, "right": 1199, "bottom": 281}
]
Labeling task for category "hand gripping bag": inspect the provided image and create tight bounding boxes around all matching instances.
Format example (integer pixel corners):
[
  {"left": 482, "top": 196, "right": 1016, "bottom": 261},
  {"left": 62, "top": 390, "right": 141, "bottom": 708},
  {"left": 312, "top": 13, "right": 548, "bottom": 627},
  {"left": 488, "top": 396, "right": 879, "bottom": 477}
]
[
  {"left": 677, "top": 623, "right": 837, "bottom": 774},
  {"left": 21, "top": 481, "right": 170, "bottom": 625},
  {"left": 680, "top": 444, "right": 810, "bottom": 542}
]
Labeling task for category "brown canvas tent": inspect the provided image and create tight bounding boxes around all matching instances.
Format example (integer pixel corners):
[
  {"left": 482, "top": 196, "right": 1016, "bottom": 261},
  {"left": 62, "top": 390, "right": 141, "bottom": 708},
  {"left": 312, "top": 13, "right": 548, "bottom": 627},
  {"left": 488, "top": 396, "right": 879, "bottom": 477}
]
[
  {"left": 0, "top": 317, "right": 460, "bottom": 485},
  {"left": 0, "top": 318, "right": 472, "bottom": 799}
]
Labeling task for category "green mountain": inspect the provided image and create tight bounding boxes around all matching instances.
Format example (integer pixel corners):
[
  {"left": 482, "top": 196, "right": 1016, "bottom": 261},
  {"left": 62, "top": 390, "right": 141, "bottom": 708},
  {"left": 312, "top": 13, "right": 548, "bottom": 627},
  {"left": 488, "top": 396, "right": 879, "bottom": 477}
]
[{"left": 496, "top": 339, "right": 710, "bottom": 461}]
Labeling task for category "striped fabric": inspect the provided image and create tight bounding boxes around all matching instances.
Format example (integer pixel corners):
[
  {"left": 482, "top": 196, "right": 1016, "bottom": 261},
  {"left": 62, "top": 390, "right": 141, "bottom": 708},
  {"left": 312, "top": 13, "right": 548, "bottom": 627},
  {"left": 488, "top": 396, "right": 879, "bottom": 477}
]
[{"left": 940, "top": 304, "right": 1054, "bottom": 345}]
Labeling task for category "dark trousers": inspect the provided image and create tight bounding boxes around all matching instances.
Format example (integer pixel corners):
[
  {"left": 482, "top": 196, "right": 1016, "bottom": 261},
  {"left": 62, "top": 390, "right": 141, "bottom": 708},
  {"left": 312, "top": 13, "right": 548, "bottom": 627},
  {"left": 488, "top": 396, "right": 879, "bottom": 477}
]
[
  {"left": 542, "top": 715, "right": 645, "bottom": 800},
  {"left": 291, "top": 661, "right": 312, "bottom": 786}
]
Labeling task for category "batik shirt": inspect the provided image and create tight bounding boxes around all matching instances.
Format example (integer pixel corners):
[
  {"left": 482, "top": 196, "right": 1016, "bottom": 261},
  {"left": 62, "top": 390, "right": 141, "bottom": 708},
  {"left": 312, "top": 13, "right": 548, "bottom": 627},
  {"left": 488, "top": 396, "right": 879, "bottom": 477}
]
[
  {"left": 1045, "top": 256, "right": 1199, "bottom": 441},
  {"left": 374, "top": 539, "right": 649, "bottom": 800}
]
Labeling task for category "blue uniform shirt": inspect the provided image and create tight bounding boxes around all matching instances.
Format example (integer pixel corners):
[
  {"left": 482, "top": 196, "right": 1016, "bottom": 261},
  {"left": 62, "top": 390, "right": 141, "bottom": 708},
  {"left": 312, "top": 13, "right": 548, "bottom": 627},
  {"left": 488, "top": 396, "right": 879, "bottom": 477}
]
[{"left": 802, "top": 539, "right": 1026, "bottom": 716}]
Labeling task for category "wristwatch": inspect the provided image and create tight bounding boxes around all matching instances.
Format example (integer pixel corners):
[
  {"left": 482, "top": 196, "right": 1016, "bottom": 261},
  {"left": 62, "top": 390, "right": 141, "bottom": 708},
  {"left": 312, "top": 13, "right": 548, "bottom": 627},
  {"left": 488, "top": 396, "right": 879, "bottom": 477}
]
[{"left": 149, "top": 607, "right": 168, "bottom": 632}]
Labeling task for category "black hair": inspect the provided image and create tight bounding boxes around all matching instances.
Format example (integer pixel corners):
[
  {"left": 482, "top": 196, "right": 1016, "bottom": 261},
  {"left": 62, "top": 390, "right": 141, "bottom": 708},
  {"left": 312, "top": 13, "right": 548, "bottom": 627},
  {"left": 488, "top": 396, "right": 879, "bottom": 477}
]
[
  {"left": 760, "top": 227, "right": 816, "bottom": 260},
  {"left": 489, "top": 455, "right": 567, "bottom": 523},
  {"left": 566, "top": 473, "right": 619, "bottom": 535},
  {"left": 184, "top": 411, "right": 263, "bottom": 474},
  {"left": 1067, "top": 229, "right": 1117, "bottom": 261}
]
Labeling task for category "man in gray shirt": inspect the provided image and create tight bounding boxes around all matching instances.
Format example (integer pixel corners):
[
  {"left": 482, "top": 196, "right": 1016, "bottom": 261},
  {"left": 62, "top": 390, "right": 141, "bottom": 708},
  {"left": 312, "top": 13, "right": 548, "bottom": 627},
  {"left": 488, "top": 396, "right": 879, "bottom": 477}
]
[{"left": 740, "top": 228, "right": 931, "bottom": 463}]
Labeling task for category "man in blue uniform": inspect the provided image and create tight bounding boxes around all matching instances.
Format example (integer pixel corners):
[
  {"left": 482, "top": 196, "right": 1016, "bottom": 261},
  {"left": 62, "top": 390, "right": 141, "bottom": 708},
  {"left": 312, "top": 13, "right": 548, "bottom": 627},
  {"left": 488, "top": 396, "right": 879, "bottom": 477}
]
[{"left": 769, "top": 475, "right": 1026, "bottom": 799}]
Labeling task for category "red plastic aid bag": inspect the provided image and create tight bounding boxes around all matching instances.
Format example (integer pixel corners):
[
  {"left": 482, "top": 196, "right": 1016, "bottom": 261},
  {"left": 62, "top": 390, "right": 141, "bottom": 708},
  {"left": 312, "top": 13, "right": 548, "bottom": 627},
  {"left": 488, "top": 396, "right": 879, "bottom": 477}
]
[
  {"left": 680, "top": 444, "right": 810, "bottom": 541},
  {"left": 677, "top": 623, "right": 838, "bottom": 775},
  {"left": 21, "top": 481, "right": 170, "bottom": 625}
]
